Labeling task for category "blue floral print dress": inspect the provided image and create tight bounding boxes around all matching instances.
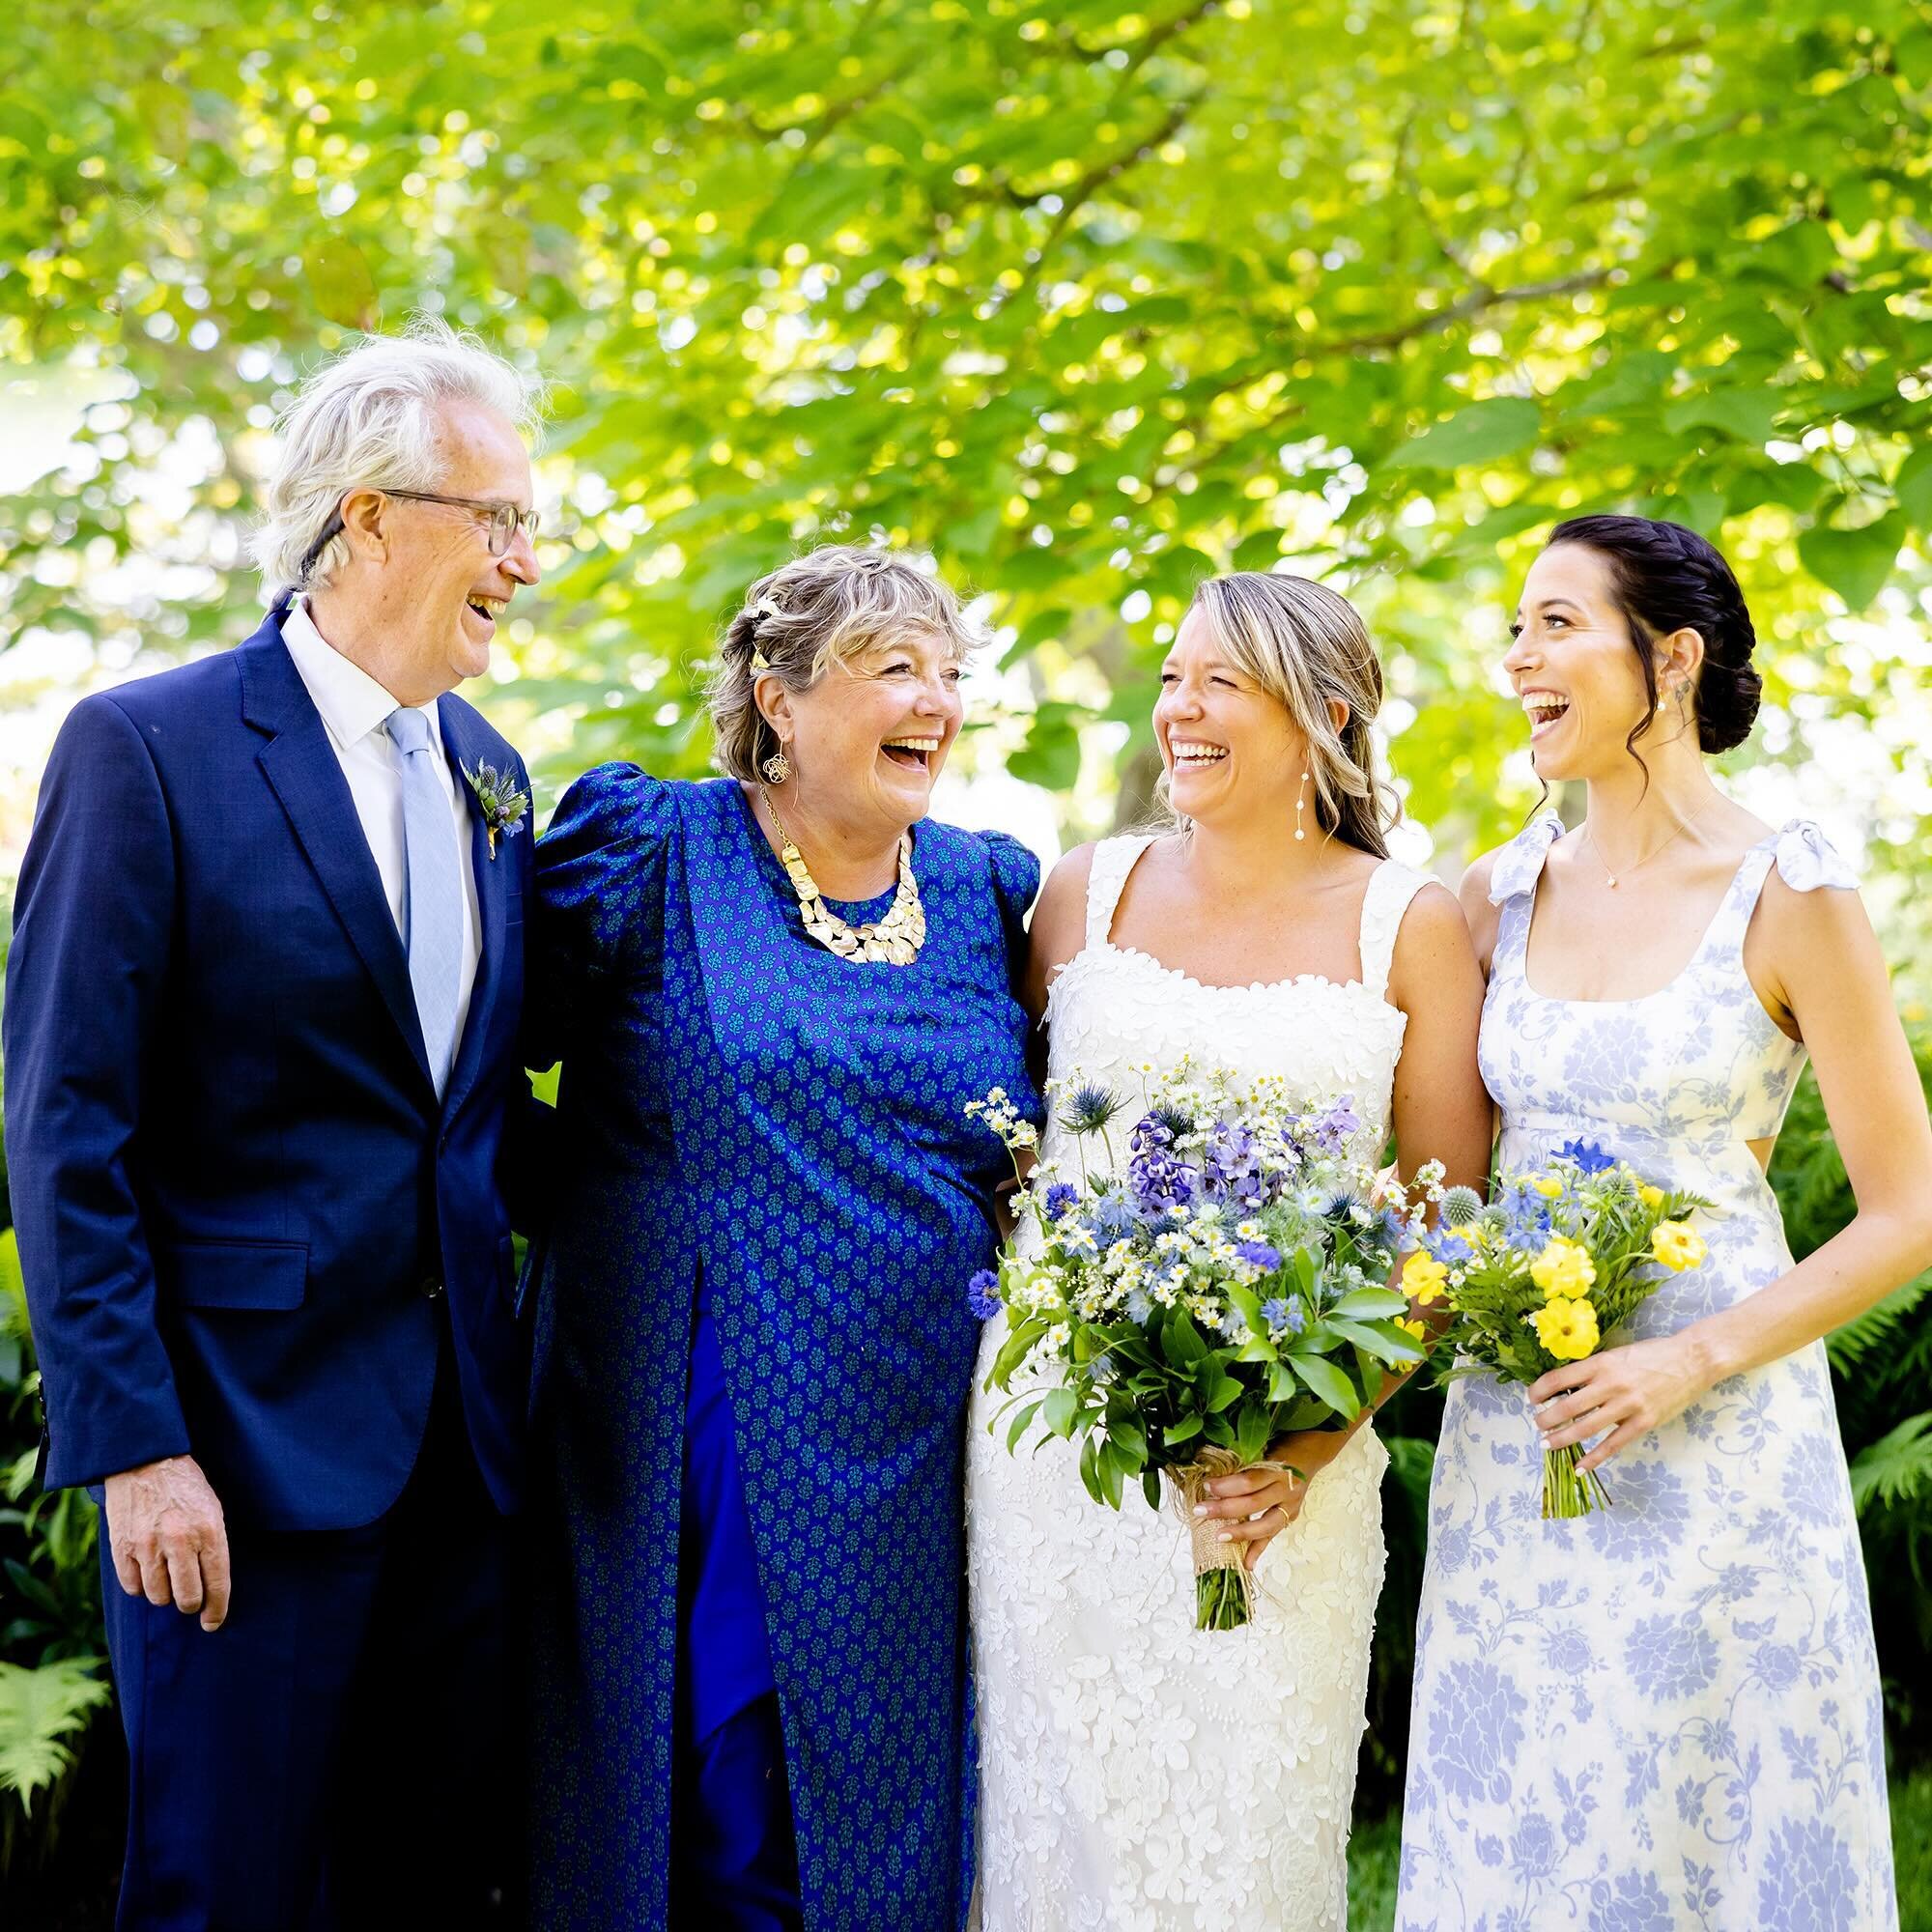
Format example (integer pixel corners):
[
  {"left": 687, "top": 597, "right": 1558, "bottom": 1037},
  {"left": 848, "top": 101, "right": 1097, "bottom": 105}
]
[{"left": 1398, "top": 816, "right": 1895, "bottom": 1932}]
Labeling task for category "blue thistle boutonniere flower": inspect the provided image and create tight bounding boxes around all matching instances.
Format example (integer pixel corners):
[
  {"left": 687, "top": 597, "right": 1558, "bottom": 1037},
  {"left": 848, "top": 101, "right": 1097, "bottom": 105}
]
[{"left": 462, "top": 761, "right": 530, "bottom": 859}]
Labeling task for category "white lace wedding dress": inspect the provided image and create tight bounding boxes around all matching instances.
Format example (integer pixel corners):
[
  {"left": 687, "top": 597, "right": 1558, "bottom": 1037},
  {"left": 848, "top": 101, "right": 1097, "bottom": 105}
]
[{"left": 966, "top": 833, "right": 1433, "bottom": 1932}]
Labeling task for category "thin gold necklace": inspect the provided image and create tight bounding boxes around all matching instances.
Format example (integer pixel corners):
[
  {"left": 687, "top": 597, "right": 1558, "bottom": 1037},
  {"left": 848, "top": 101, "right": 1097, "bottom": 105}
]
[
  {"left": 759, "top": 786, "right": 926, "bottom": 965},
  {"left": 1582, "top": 796, "right": 1719, "bottom": 890}
]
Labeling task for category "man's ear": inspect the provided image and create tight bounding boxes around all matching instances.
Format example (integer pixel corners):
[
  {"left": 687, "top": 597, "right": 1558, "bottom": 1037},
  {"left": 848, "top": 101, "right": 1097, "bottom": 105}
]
[{"left": 339, "top": 487, "right": 389, "bottom": 565}]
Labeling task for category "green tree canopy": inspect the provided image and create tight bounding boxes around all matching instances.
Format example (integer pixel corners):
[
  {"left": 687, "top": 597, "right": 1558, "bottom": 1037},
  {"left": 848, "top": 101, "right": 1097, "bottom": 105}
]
[{"left": 6, "top": 0, "right": 1932, "bottom": 893}]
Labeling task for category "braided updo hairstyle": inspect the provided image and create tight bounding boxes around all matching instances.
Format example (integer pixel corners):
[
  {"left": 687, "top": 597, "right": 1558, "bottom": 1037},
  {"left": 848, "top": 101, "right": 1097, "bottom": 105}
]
[{"left": 1547, "top": 514, "right": 1763, "bottom": 757}]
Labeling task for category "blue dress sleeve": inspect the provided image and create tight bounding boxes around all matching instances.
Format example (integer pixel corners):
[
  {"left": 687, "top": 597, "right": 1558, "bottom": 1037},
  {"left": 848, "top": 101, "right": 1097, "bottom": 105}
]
[
  {"left": 526, "top": 763, "right": 676, "bottom": 1071},
  {"left": 976, "top": 828, "right": 1041, "bottom": 983}
]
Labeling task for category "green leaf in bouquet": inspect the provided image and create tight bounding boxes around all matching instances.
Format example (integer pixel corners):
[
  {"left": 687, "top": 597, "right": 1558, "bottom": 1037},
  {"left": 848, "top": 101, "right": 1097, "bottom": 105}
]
[
  {"left": 1107, "top": 1413, "right": 1149, "bottom": 1469},
  {"left": 1288, "top": 1351, "right": 1362, "bottom": 1420},
  {"left": 1204, "top": 1365, "right": 1244, "bottom": 1413},
  {"left": 1079, "top": 1434, "right": 1104, "bottom": 1506},
  {"left": 1005, "top": 1398, "right": 1044, "bottom": 1452},
  {"left": 1235, "top": 1337, "right": 1278, "bottom": 1363},
  {"left": 1275, "top": 1397, "right": 1331, "bottom": 1433},
  {"left": 1328, "top": 1317, "right": 1426, "bottom": 1366},
  {"left": 1204, "top": 1413, "right": 1236, "bottom": 1449},
  {"left": 988, "top": 1316, "right": 1047, "bottom": 1388},
  {"left": 1225, "top": 1282, "right": 1264, "bottom": 1330},
  {"left": 1042, "top": 1386, "right": 1081, "bottom": 1438},
  {"left": 1094, "top": 1436, "right": 1128, "bottom": 1510},
  {"left": 1143, "top": 1468, "right": 1162, "bottom": 1510},
  {"left": 1293, "top": 1249, "right": 1319, "bottom": 1294},
  {"left": 1234, "top": 1403, "right": 1273, "bottom": 1465},
  {"left": 1163, "top": 1411, "right": 1204, "bottom": 1448},
  {"left": 1161, "top": 1310, "right": 1209, "bottom": 1370},
  {"left": 1267, "top": 1361, "right": 1298, "bottom": 1403},
  {"left": 1328, "top": 1287, "right": 1409, "bottom": 1320}
]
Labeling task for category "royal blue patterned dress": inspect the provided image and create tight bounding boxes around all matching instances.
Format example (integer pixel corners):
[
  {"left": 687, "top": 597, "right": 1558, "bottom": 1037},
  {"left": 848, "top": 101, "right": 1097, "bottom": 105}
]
[{"left": 523, "top": 767, "right": 1038, "bottom": 1931}]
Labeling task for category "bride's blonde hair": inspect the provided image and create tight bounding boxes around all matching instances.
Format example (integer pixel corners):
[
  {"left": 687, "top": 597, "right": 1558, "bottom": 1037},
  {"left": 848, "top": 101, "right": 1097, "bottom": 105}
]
[{"left": 1165, "top": 573, "right": 1397, "bottom": 858}]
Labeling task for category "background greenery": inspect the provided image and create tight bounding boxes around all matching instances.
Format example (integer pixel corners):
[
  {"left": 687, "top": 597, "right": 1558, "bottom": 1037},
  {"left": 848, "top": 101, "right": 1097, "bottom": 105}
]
[{"left": 6, "top": 0, "right": 1932, "bottom": 1918}]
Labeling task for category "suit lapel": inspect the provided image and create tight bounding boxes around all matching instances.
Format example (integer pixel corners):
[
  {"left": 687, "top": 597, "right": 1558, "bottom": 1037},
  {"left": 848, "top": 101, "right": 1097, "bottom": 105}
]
[
  {"left": 436, "top": 695, "right": 508, "bottom": 1124},
  {"left": 238, "top": 617, "right": 436, "bottom": 1099}
]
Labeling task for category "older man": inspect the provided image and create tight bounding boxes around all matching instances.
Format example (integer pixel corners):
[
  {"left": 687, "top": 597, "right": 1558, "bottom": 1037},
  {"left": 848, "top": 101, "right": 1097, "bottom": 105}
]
[{"left": 4, "top": 318, "right": 543, "bottom": 1927}]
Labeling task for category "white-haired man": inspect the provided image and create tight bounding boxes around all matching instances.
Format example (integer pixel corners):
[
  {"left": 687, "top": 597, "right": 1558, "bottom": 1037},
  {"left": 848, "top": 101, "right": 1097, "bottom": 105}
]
[{"left": 5, "top": 318, "right": 544, "bottom": 1926}]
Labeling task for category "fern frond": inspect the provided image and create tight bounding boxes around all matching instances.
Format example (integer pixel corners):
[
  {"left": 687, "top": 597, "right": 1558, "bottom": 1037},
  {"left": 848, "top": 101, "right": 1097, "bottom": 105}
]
[
  {"left": 1849, "top": 1411, "right": 1932, "bottom": 1515},
  {"left": 1828, "top": 1274, "right": 1932, "bottom": 1373},
  {"left": 0, "top": 1659, "right": 111, "bottom": 1816}
]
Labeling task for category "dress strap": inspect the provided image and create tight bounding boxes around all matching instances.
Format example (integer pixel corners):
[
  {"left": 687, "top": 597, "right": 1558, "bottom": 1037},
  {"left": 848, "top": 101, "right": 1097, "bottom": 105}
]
[
  {"left": 1702, "top": 818, "right": 1859, "bottom": 966},
  {"left": 1485, "top": 813, "right": 1566, "bottom": 979},
  {"left": 1085, "top": 834, "right": 1157, "bottom": 950},
  {"left": 1357, "top": 861, "right": 1431, "bottom": 1003}
]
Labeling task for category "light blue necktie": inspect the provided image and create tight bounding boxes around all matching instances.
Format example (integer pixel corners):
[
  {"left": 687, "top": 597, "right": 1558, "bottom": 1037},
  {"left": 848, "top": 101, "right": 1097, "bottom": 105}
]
[{"left": 384, "top": 706, "right": 464, "bottom": 1097}]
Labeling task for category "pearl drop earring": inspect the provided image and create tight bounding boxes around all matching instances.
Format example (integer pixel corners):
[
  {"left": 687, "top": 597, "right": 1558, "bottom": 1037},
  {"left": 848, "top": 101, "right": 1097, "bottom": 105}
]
[{"left": 1294, "top": 769, "right": 1310, "bottom": 841}]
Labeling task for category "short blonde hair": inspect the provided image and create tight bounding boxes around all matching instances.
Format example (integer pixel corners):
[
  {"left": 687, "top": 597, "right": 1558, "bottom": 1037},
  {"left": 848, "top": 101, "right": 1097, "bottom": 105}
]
[
  {"left": 708, "top": 544, "right": 983, "bottom": 782},
  {"left": 251, "top": 313, "right": 546, "bottom": 600},
  {"left": 1174, "top": 573, "right": 1396, "bottom": 857}
]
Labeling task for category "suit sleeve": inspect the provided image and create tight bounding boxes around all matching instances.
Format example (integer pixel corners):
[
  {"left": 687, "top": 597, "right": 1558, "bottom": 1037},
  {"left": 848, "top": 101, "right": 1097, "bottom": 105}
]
[{"left": 2, "top": 695, "right": 191, "bottom": 1490}]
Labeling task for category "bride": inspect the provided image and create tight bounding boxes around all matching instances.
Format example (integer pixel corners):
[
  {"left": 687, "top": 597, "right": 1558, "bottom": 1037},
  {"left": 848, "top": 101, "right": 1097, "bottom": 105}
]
[{"left": 966, "top": 572, "right": 1492, "bottom": 1930}]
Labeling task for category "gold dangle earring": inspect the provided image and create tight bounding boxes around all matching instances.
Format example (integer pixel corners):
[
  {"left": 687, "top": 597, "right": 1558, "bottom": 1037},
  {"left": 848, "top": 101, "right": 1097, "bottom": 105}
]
[
  {"left": 761, "top": 744, "right": 793, "bottom": 785},
  {"left": 1294, "top": 768, "right": 1310, "bottom": 841}
]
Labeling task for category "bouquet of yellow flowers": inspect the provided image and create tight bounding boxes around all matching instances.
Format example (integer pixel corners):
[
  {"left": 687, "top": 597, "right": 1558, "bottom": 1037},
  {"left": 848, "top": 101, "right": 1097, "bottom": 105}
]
[{"left": 1416, "top": 1140, "right": 1709, "bottom": 1518}]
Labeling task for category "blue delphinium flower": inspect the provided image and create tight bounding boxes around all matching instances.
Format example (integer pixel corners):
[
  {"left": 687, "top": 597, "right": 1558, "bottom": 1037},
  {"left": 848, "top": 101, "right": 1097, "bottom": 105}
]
[
  {"left": 967, "top": 1269, "right": 1002, "bottom": 1321},
  {"left": 1261, "top": 1295, "right": 1307, "bottom": 1336},
  {"left": 1313, "top": 1097, "right": 1361, "bottom": 1152},
  {"left": 1127, "top": 1131, "right": 1195, "bottom": 1213},
  {"left": 1423, "top": 1226, "right": 1476, "bottom": 1266},
  {"left": 1198, "top": 1121, "right": 1262, "bottom": 1204},
  {"left": 1556, "top": 1137, "right": 1616, "bottom": 1176},
  {"left": 1217, "top": 1306, "right": 1248, "bottom": 1343},
  {"left": 1236, "top": 1239, "right": 1283, "bottom": 1273},
  {"left": 1371, "top": 1205, "right": 1408, "bottom": 1252},
  {"left": 1043, "top": 1181, "right": 1079, "bottom": 1222},
  {"left": 1125, "top": 1289, "right": 1154, "bottom": 1324}
]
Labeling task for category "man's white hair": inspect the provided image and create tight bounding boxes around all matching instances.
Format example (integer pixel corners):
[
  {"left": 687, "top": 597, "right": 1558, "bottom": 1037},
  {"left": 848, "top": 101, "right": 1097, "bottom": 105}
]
[{"left": 251, "top": 314, "right": 547, "bottom": 600}]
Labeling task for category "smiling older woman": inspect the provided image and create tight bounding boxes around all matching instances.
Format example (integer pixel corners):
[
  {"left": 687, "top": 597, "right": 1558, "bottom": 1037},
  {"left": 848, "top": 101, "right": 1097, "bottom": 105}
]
[{"left": 522, "top": 545, "right": 1040, "bottom": 1932}]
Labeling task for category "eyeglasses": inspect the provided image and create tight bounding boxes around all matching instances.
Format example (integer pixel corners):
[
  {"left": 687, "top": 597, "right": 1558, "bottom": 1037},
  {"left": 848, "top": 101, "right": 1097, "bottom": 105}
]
[{"left": 296, "top": 489, "right": 541, "bottom": 581}]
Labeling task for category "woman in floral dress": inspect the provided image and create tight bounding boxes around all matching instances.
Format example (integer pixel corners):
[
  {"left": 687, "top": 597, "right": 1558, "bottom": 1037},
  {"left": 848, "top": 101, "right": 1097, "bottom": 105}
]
[{"left": 1399, "top": 516, "right": 1932, "bottom": 1932}]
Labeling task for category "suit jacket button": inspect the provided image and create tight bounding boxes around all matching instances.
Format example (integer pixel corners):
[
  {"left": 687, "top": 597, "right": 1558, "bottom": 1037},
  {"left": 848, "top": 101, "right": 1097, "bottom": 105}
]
[{"left": 419, "top": 1277, "right": 444, "bottom": 1300}]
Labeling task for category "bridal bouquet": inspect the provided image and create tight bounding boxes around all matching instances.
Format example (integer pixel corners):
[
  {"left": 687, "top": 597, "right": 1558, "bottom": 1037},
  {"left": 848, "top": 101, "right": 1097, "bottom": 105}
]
[
  {"left": 1417, "top": 1140, "right": 1709, "bottom": 1518},
  {"left": 965, "top": 1066, "right": 1440, "bottom": 1631}
]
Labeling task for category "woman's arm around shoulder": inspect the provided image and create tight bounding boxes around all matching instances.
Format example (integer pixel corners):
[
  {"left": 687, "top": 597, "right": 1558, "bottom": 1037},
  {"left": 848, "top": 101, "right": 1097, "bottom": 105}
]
[
  {"left": 1386, "top": 879, "right": 1494, "bottom": 1197},
  {"left": 1021, "top": 841, "right": 1098, "bottom": 1028}
]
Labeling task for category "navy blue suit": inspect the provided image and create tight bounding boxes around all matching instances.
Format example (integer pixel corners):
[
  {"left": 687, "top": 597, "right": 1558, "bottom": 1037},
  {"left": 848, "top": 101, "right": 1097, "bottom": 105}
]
[{"left": 3, "top": 605, "right": 535, "bottom": 1928}]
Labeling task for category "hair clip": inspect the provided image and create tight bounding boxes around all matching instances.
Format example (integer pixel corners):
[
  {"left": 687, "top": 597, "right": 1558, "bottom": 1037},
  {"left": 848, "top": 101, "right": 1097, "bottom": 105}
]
[{"left": 751, "top": 649, "right": 772, "bottom": 671}]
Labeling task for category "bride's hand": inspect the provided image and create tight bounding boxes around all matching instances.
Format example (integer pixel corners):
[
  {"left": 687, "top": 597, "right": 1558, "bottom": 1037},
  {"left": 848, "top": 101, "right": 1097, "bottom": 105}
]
[{"left": 1195, "top": 1428, "right": 1353, "bottom": 1570}]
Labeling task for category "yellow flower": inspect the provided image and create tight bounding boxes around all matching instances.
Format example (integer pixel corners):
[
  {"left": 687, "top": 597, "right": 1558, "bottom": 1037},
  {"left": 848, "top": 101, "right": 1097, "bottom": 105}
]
[
  {"left": 1531, "top": 1296, "right": 1601, "bottom": 1361},
  {"left": 1532, "top": 1175, "right": 1566, "bottom": 1199},
  {"left": 1651, "top": 1220, "right": 1706, "bottom": 1272},
  {"left": 1396, "top": 1316, "right": 1428, "bottom": 1343},
  {"left": 1529, "top": 1236, "right": 1597, "bottom": 1302},
  {"left": 1637, "top": 1182, "right": 1664, "bottom": 1210},
  {"left": 1402, "top": 1251, "right": 1450, "bottom": 1305}
]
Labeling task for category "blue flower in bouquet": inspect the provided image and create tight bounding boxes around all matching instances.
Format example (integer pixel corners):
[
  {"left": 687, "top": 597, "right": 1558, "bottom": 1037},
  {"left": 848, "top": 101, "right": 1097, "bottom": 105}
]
[
  {"left": 1324, "top": 1188, "right": 1368, "bottom": 1220},
  {"left": 1125, "top": 1288, "right": 1153, "bottom": 1324},
  {"left": 1235, "top": 1239, "right": 1282, "bottom": 1273},
  {"left": 1423, "top": 1227, "right": 1476, "bottom": 1266},
  {"left": 1085, "top": 1194, "right": 1141, "bottom": 1246},
  {"left": 1313, "top": 1097, "right": 1360, "bottom": 1152},
  {"left": 1128, "top": 1133, "right": 1195, "bottom": 1213},
  {"left": 1217, "top": 1306, "right": 1248, "bottom": 1343},
  {"left": 1262, "top": 1295, "right": 1306, "bottom": 1337},
  {"left": 966, "top": 1269, "right": 1002, "bottom": 1320},
  {"left": 1370, "top": 1204, "right": 1409, "bottom": 1252},
  {"left": 1496, "top": 1179, "right": 1552, "bottom": 1252},
  {"left": 1199, "top": 1122, "right": 1262, "bottom": 1204},
  {"left": 1556, "top": 1137, "right": 1616, "bottom": 1176},
  {"left": 1043, "top": 1182, "right": 1079, "bottom": 1223}
]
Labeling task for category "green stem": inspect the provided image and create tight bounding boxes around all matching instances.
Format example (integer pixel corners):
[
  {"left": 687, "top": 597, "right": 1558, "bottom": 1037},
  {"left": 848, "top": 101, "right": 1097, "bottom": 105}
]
[{"left": 1196, "top": 1565, "right": 1251, "bottom": 1631}]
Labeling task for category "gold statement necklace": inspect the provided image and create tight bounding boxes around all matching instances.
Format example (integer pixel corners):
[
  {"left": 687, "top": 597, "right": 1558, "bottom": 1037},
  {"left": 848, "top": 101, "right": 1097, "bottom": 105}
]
[{"left": 760, "top": 786, "right": 926, "bottom": 966}]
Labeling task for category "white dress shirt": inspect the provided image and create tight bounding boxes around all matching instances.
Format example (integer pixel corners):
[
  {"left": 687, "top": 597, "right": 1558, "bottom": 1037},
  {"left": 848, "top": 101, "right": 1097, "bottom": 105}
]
[{"left": 280, "top": 594, "right": 482, "bottom": 1065}]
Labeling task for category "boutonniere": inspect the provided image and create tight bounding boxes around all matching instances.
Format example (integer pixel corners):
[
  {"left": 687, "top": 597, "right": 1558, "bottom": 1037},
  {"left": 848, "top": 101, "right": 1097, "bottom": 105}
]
[{"left": 462, "top": 761, "right": 531, "bottom": 859}]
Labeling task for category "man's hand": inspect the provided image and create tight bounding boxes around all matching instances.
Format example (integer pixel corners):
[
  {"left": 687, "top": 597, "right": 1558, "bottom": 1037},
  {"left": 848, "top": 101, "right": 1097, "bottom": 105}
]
[{"left": 104, "top": 1455, "right": 231, "bottom": 1632}]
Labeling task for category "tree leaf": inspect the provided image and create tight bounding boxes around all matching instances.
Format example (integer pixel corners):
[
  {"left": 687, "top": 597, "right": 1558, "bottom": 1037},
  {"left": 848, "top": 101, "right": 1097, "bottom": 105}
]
[
  {"left": 1386, "top": 398, "right": 1541, "bottom": 470},
  {"left": 1798, "top": 513, "right": 1903, "bottom": 611}
]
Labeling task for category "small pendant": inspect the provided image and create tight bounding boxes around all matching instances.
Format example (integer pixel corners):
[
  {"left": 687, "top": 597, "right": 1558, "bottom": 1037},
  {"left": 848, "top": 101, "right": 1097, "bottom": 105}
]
[{"left": 1606, "top": 876, "right": 1618, "bottom": 889}]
